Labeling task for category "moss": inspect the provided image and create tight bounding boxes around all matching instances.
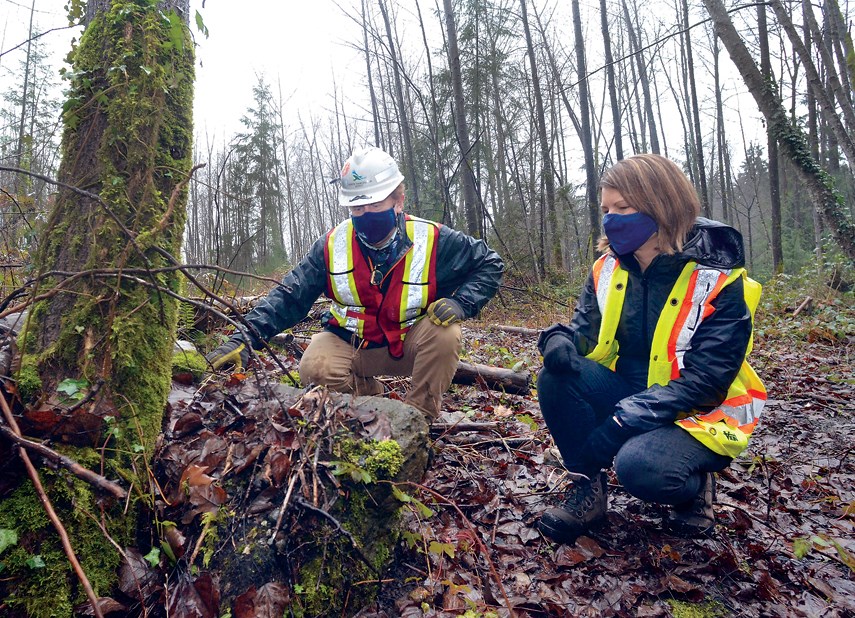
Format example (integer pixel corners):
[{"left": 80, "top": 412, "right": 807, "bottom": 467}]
[
  {"left": 290, "top": 439, "right": 405, "bottom": 615},
  {"left": 172, "top": 348, "right": 207, "bottom": 381},
  {"left": 14, "top": 354, "right": 42, "bottom": 403},
  {"left": 667, "top": 599, "right": 729, "bottom": 618},
  {"left": 0, "top": 469, "right": 129, "bottom": 617},
  {"left": 9, "top": 1, "right": 196, "bottom": 613},
  {"left": 338, "top": 438, "right": 404, "bottom": 481}
]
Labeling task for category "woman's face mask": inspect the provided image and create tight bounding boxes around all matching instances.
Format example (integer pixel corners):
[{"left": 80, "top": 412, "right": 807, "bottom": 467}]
[
  {"left": 352, "top": 207, "right": 398, "bottom": 246},
  {"left": 602, "top": 211, "right": 659, "bottom": 255}
]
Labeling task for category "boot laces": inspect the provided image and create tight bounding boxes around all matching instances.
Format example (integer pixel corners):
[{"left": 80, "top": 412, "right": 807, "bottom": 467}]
[{"left": 562, "top": 479, "right": 598, "bottom": 516}]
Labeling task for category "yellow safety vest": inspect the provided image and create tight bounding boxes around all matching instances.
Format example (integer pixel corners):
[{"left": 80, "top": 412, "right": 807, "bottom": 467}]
[
  {"left": 325, "top": 215, "right": 439, "bottom": 358},
  {"left": 586, "top": 254, "right": 767, "bottom": 458}
]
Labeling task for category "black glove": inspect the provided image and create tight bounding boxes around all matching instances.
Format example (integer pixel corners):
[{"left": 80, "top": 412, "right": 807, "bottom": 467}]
[
  {"left": 206, "top": 337, "right": 250, "bottom": 371},
  {"left": 574, "top": 416, "right": 638, "bottom": 473},
  {"left": 427, "top": 298, "right": 465, "bottom": 327},
  {"left": 538, "top": 324, "right": 582, "bottom": 374}
]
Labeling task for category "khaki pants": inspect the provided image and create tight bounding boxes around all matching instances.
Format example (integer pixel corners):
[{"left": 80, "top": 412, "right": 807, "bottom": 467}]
[{"left": 298, "top": 318, "right": 462, "bottom": 420}]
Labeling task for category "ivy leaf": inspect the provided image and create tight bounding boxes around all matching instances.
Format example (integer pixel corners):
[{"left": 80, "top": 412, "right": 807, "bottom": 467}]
[
  {"left": 0, "top": 529, "right": 17, "bottom": 555},
  {"left": 144, "top": 547, "right": 161, "bottom": 567},
  {"left": 57, "top": 378, "right": 89, "bottom": 401},
  {"left": 26, "top": 555, "right": 46, "bottom": 569},
  {"left": 195, "top": 10, "right": 209, "bottom": 38}
]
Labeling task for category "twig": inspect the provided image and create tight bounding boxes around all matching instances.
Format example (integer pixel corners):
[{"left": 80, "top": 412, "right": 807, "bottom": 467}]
[
  {"left": 792, "top": 296, "right": 813, "bottom": 317},
  {"left": 0, "top": 424, "right": 126, "bottom": 500},
  {"left": 0, "top": 393, "right": 105, "bottom": 618},
  {"left": 398, "top": 481, "right": 516, "bottom": 617}
]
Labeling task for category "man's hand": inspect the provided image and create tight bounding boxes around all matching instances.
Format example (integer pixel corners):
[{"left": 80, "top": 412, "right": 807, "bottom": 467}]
[
  {"left": 206, "top": 338, "right": 250, "bottom": 371},
  {"left": 427, "top": 298, "right": 465, "bottom": 327}
]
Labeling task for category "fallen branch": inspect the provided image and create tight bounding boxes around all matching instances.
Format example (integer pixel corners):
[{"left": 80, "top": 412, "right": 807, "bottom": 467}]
[
  {"left": 792, "top": 296, "right": 813, "bottom": 317},
  {"left": 488, "top": 324, "right": 539, "bottom": 336},
  {"left": 0, "top": 424, "right": 127, "bottom": 500},
  {"left": 0, "top": 393, "right": 105, "bottom": 618}
]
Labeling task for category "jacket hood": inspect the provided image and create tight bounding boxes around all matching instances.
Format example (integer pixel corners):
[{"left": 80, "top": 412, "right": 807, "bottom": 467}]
[{"left": 681, "top": 217, "right": 745, "bottom": 269}]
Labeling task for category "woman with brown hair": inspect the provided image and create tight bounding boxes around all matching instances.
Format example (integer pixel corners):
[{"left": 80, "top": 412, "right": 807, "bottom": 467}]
[{"left": 537, "top": 154, "right": 766, "bottom": 543}]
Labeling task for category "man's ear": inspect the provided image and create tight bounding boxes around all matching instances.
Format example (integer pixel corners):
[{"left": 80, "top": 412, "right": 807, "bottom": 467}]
[{"left": 394, "top": 192, "right": 406, "bottom": 214}]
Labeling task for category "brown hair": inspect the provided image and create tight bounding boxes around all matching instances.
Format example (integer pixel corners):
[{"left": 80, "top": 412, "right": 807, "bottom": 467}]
[{"left": 597, "top": 154, "right": 700, "bottom": 254}]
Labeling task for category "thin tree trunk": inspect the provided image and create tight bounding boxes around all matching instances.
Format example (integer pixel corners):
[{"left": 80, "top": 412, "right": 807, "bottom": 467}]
[
  {"left": 520, "top": 0, "right": 557, "bottom": 267},
  {"left": 378, "top": 0, "right": 420, "bottom": 211},
  {"left": 600, "top": 0, "right": 623, "bottom": 161},
  {"left": 442, "top": 0, "right": 480, "bottom": 236},
  {"left": 682, "top": 0, "right": 710, "bottom": 216},
  {"left": 758, "top": 3, "right": 784, "bottom": 273},
  {"left": 572, "top": 0, "right": 601, "bottom": 259}
]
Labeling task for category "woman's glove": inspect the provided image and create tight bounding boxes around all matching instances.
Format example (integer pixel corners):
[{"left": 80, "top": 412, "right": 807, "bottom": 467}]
[
  {"left": 538, "top": 324, "right": 582, "bottom": 374},
  {"left": 427, "top": 298, "right": 465, "bottom": 326},
  {"left": 206, "top": 337, "right": 250, "bottom": 371},
  {"left": 575, "top": 416, "right": 638, "bottom": 473}
]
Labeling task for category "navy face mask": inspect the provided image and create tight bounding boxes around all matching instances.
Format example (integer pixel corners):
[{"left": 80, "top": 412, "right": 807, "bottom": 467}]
[
  {"left": 602, "top": 212, "right": 659, "bottom": 255},
  {"left": 352, "top": 208, "right": 398, "bottom": 246}
]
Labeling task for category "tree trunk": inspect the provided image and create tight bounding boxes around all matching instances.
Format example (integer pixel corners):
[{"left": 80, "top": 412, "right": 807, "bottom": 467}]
[
  {"left": 600, "top": 0, "right": 623, "bottom": 161},
  {"left": 572, "top": 0, "right": 601, "bottom": 260},
  {"left": 520, "top": 0, "right": 557, "bottom": 267},
  {"left": 442, "top": 0, "right": 480, "bottom": 236},
  {"left": 682, "top": 0, "right": 710, "bottom": 216},
  {"left": 758, "top": 2, "right": 784, "bottom": 273},
  {"left": 702, "top": 0, "right": 855, "bottom": 262},
  {"left": 6, "top": 0, "right": 195, "bottom": 611},
  {"left": 377, "top": 0, "right": 420, "bottom": 211}
]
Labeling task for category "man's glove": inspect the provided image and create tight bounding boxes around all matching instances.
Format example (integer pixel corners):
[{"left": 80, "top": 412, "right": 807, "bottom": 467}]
[
  {"left": 538, "top": 324, "right": 582, "bottom": 374},
  {"left": 574, "top": 416, "right": 638, "bottom": 473},
  {"left": 206, "top": 337, "right": 250, "bottom": 371},
  {"left": 427, "top": 298, "right": 465, "bottom": 327}
]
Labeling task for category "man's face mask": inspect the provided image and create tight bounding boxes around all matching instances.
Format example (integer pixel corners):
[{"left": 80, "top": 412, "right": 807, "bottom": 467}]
[
  {"left": 352, "top": 207, "right": 398, "bottom": 246},
  {"left": 602, "top": 211, "right": 659, "bottom": 255}
]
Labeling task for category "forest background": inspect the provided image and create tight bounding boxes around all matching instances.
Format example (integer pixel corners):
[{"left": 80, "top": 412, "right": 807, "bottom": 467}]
[{"left": 3, "top": 0, "right": 854, "bottom": 291}]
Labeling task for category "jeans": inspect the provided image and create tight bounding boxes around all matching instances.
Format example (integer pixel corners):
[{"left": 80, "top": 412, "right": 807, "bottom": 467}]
[{"left": 538, "top": 359, "right": 731, "bottom": 506}]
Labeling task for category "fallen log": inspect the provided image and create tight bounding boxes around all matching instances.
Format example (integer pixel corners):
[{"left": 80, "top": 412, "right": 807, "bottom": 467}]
[
  {"left": 453, "top": 361, "right": 531, "bottom": 395},
  {"left": 270, "top": 334, "right": 532, "bottom": 395},
  {"left": 487, "top": 324, "right": 540, "bottom": 336}
]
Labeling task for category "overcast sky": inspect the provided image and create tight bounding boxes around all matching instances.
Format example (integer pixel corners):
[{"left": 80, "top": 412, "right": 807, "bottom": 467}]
[{"left": 1, "top": 0, "right": 364, "bottom": 139}]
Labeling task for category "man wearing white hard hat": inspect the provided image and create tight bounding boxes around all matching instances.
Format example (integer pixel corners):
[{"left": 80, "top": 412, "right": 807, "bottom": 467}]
[{"left": 207, "top": 146, "right": 504, "bottom": 421}]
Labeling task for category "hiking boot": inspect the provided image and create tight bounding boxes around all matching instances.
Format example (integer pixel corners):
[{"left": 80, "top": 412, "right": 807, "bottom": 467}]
[
  {"left": 666, "top": 472, "right": 716, "bottom": 537},
  {"left": 538, "top": 471, "right": 608, "bottom": 544}
]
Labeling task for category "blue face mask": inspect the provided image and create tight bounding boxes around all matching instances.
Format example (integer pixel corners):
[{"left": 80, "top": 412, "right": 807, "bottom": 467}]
[
  {"left": 602, "top": 212, "right": 659, "bottom": 255},
  {"left": 352, "top": 208, "right": 398, "bottom": 246}
]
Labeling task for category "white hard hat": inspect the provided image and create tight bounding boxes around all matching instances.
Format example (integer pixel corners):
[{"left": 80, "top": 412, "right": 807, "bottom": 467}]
[{"left": 338, "top": 147, "right": 405, "bottom": 207}]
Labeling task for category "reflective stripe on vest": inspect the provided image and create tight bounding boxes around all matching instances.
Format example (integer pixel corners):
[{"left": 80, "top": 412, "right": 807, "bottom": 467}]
[
  {"left": 328, "top": 223, "right": 364, "bottom": 337},
  {"left": 586, "top": 254, "right": 767, "bottom": 458},
  {"left": 325, "top": 216, "right": 438, "bottom": 356}
]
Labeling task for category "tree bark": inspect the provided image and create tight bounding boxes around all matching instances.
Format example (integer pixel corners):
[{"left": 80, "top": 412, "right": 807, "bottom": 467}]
[
  {"left": 572, "top": 0, "right": 601, "bottom": 260},
  {"left": 682, "top": 0, "right": 710, "bottom": 216},
  {"left": 758, "top": 2, "right": 784, "bottom": 273},
  {"left": 442, "top": 0, "right": 480, "bottom": 236},
  {"left": 600, "top": 0, "right": 623, "bottom": 161},
  {"left": 4, "top": 0, "right": 195, "bottom": 608},
  {"left": 520, "top": 0, "right": 558, "bottom": 267},
  {"left": 702, "top": 0, "right": 855, "bottom": 262}
]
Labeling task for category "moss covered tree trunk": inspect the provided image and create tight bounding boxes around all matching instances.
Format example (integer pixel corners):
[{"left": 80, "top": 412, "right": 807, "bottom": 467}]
[{"left": 1, "top": 0, "right": 194, "bottom": 614}]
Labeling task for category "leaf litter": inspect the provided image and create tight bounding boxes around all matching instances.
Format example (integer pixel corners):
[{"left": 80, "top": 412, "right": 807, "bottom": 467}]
[{"left": 64, "top": 316, "right": 855, "bottom": 616}]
